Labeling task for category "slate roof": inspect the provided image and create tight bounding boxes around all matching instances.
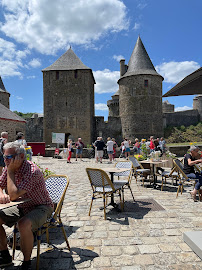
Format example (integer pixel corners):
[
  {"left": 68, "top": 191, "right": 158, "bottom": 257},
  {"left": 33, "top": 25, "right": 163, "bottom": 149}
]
[
  {"left": 120, "top": 36, "right": 163, "bottom": 79},
  {"left": 0, "top": 103, "right": 26, "bottom": 122},
  {"left": 0, "top": 76, "right": 10, "bottom": 94},
  {"left": 42, "top": 48, "right": 91, "bottom": 71}
]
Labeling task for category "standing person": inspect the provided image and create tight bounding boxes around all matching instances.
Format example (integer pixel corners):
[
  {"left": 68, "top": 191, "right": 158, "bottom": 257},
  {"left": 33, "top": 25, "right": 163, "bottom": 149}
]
[
  {"left": 0, "top": 132, "right": 8, "bottom": 175},
  {"left": 159, "top": 137, "right": 166, "bottom": 153},
  {"left": 95, "top": 137, "right": 105, "bottom": 163},
  {"left": 67, "top": 139, "right": 73, "bottom": 163},
  {"left": 106, "top": 137, "right": 114, "bottom": 163},
  {"left": 75, "top": 138, "right": 84, "bottom": 161},
  {"left": 15, "top": 132, "right": 27, "bottom": 148},
  {"left": 112, "top": 138, "right": 117, "bottom": 161},
  {"left": 134, "top": 138, "right": 140, "bottom": 154},
  {"left": 0, "top": 142, "right": 53, "bottom": 269},
  {"left": 123, "top": 138, "right": 131, "bottom": 159},
  {"left": 149, "top": 136, "right": 155, "bottom": 153},
  {"left": 93, "top": 137, "right": 99, "bottom": 161}
]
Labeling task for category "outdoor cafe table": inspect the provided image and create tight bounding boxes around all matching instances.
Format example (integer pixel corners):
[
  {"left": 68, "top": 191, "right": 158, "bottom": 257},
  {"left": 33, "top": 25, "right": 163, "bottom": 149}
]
[
  {"left": 104, "top": 167, "right": 131, "bottom": 209},
  {"left": 140, "top": 159, "right": 168, "bottom": 188}
]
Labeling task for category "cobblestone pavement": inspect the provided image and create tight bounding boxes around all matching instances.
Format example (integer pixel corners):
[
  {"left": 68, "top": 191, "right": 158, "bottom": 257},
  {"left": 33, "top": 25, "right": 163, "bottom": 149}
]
[{"left": 4, "top": 157, "right": 202, "bottom": 269}]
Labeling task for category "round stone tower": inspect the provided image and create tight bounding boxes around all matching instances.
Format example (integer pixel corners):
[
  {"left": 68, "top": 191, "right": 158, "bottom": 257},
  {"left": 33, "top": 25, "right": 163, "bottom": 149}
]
[
  {"left": 162, "top": 100, "right": 174, "bottom": 113},
  {"left": 193, "top": 95, "right": 202, "bottom": 121},
  {"left": 107, "top": 90, "right": 119, "bottom": 117},
  {"left": 42, "top": 48, "right": 95, "bottom": 146},
  {"left": 118, "top": 36, "right": 164, "bottom": 142},
  {"left": 0, "top": 76, "right": 10, "bottom": 109}
]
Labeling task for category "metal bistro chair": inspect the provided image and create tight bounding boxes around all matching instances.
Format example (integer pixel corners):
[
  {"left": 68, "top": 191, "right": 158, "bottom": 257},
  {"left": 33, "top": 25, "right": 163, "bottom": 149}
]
[
  {"left": 86, "top": 168, "right": 125, "bottom": 220},
  {"left": 173, "top": 159, "right": 198, "bottom": 198},
  {"left": 12, "top": 175, "right": 70, "bottom": 270},
  {"left": 160, "top": 163, "right": 180, "bottom": 191},
  {"left": 128, "top": 156, "right": 151, "bottom": 187},
  {"left": 113, "top": 161, "right": 135, "bottom": 202}
]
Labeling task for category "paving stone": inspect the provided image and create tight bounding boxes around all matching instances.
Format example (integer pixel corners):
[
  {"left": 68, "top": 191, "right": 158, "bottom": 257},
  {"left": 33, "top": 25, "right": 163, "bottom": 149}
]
[
  {"left": 102, "top": 246, "right": 122, "bottom": 256},
  {"left": 138, "top": 245, "right": 160, "bottom": 254},
  {"left": 93, "top": 257, "right": 111, "bottom": 267},
  {"left": 133, "top": 254, "right": 154, "bottom": 265},
  {"left": 122, "top": 245, "right": 139, "bottom": 255},
  {"left": 159, "top": 244, "right": 181, "bottom": 253},
  {"left": 110, "top": 255, "right": 134, "bottom": 267}
]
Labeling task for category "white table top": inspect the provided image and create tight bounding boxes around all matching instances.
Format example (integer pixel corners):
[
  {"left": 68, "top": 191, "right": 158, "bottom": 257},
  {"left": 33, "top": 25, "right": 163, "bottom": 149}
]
[
  {"left": 0, "top": 199, "right": 29, "bottom": 210},
  {"left": 104, "top": 167, "right": 130, "bottom": 173}
]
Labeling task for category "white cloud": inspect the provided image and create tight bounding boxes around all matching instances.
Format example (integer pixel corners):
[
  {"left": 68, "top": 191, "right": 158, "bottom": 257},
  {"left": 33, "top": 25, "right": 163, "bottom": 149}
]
[
  {"left": 28, "top": 58, "right": 41, "bottom": 68},
  {"left": 156, "top": 61, "right": 200, "bottom": 84},
  {"left": 0, "top": 38, "right": 30, "bottom": 77},
  {"left": 27, "top": 75, "right": 36, "bottom": 79},
  {"left": 0, "top": 0, "right": 129, "bottom": 55},
  {"left": 113, "top": 55, "right": 124, "bottom": 62},
  {"left": 16, "top": 96, "right": 23, "bottom": 100},
  {"left": 93, "top": 69, "right": 120, "bottom": 94},
  {"left": 133, "top": 23, "right": 140, "bottom": 30},
  {"left": 175, "top": 106, "right": 193, "bottom": 112},
  {"left": 137, "top": 3, "right": 147, "bottom": 9},
  {"left": 95, "top": 103, "right": 108, "bottom": 111}
]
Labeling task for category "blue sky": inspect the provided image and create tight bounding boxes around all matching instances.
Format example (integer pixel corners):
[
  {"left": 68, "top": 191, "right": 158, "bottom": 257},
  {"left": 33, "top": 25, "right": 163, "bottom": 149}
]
[{"left": 0, "top": 0, "right": 201, "bottom": 120}]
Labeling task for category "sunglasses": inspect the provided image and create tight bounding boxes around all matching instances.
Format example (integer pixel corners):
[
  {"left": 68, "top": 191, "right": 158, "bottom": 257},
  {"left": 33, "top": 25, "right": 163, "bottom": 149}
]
[{"left": 3, "top": 154, "right": 18, "bottom": 160}]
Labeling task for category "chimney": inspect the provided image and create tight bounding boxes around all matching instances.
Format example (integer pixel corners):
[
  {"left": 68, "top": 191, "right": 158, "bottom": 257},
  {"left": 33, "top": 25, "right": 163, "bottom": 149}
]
[{"left": 120, "top": 59, "right": 126, "bottom": 77}]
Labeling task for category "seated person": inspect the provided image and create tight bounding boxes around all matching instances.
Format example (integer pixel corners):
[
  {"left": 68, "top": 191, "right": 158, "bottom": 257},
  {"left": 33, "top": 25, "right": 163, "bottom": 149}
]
[
  {"left": 183, "top": 145, "right": 202, "bottom": 201},
  {"left": 0, "top": 142, "right": 53, "bottom": 270}
]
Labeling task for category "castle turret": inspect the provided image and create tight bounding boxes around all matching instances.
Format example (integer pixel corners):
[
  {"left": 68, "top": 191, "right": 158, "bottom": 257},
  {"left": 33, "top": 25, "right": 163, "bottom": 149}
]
[
  {"left": 193, "top": 95, "right": 202, "bottom": 121},
  {"left": 118, "top": 36, "right": 164, "bottom": 141},
  {"left": 162, "top": 100, "right": 174, "bottom": 113},
  {"left": 107, "top": 90, "right": 119, "bottom": 117},
  {"left": 42, "top": 48, "right": 95, "bottom": 145},
  {"left": 0, "top": 76, "right": 10, "bottom": 109}
]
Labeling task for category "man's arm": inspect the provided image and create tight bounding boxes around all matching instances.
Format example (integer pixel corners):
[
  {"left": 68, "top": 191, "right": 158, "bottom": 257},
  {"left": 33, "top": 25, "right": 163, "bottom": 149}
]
[
  {"left": 7, "top": 156, "right": 27, "bottom": 201},
  {"left": 187, "top": 158, "right": 202, "bottom": 166}
]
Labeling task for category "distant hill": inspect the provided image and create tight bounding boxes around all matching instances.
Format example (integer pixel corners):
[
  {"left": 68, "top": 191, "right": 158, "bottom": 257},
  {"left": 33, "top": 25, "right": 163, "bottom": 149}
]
[{"left": 13, "top": 111, "right": 35, "bottom": 119}]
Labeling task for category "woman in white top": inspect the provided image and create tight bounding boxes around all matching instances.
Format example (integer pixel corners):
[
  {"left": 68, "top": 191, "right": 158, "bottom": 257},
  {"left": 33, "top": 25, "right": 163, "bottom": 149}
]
[
  {"left": 123, "top": 138, "right": 131, "bottom": 158},
  {"left": 106, "top": 137, "right": 114, "bottom": 163},
  {"left": 67, "top": 139, "right": 72, "bottom": 163}
]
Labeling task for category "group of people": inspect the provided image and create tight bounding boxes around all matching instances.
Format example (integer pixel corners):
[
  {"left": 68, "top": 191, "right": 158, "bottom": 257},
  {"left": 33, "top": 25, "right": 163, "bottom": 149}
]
[
  {"left": 133, "top": 136, "right": 166, "bottom": 156},
  {"left": 93, "top": 137, "right": 118, "bottom": 163},
  {"left": 66, "top": 137, "right": 84, "bottom": 163}
]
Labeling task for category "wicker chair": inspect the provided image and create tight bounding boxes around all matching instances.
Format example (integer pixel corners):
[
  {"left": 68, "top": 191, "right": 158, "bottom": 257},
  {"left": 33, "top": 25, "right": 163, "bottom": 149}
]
[
  {"left": 113, "top": 161, "right": 134, "bottom": 202},
  {"left": 173, "top": 159, "right": 198, "bottom": 198},
  {"left": 86, "top": 168, "right": 125, "bottom": 220},
  {"left": 128, "top": 156, "right": 151, "bottom": 187},
  {"left": 12, "top": 175, "right": 70, "bottom": 270}
]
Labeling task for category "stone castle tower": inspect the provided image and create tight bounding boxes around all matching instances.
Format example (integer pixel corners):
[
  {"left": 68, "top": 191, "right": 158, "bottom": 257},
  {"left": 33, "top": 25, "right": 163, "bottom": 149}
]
[
  {"left": 107, "top": 90, "right": 119, "bottom": 117},
  {"left": 42, "top": 48, "right": 95, "bottom": 146},
  {"left": 0, "top": 76, "right": 10, "bottom": 109},
  {"left": 118, "top": 36, "right": 164, "bottom": 141},
  {"left": 193, "top": 95, "right": 202, "bottom": 121}
]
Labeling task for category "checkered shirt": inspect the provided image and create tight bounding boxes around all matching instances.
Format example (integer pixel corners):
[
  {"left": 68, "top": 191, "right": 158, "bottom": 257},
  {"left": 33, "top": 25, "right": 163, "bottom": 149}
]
[{"left": 0, "top": 160, "right": 53, "bottom": 214}]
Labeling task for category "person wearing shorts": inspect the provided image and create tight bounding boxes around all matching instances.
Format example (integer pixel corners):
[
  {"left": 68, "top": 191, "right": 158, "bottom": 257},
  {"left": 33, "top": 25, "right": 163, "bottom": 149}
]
[
  {"left": 75, "top": 138, "right": 84, "bottom": 161},
  {"left": 0, "top": 142, "right": 53, "bottom": 270},
  {"left": 106, "top": 137, "right": 114, "bottom": 163},
  {"left": 123, "top": 138, "right": 131, "bottom": 159},
  {"left": 95, "top": 137, "right": 105, "bottom": 163}
]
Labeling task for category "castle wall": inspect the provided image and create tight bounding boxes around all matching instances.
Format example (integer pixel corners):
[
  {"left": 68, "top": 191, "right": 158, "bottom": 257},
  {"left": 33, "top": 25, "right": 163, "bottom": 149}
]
[
  {"left": 94, "top": 116, "right": 122, "bottom": 144},
  {"left": 119, "top": 74, "right": 163, "bottom": 141},
  {"left": 163, "top": 110, "right": 199, "bottom": 128},
  {"left": 26, "top": 116, "right": 43, "bottom": 142},
  {"left": 0, "top": 119, "right": 26, "bottom": 141},
  {"left": 43, "top": 70, "right": 95, "bottom": 146}
]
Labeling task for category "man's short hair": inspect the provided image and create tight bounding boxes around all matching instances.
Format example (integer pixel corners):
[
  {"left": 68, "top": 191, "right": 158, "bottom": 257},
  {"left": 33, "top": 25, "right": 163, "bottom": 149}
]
[
  {"left": 1, "top": 132, "right": 8, "bottom": 138},
  {"left": 189, "top": 145, "right": 199, "bottom": 152},
  {"left": 3, "top": 142, "right": 26, "bottom": 157}
]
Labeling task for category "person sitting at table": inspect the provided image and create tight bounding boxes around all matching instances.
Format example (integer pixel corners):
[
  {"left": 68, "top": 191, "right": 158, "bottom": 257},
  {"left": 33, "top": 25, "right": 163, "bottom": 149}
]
[
  {"left": 183, "top": 145, "right": 202, "bottom": 201},
  {"left": 0, "top": 142, "right": 53, "bottom": 270}
]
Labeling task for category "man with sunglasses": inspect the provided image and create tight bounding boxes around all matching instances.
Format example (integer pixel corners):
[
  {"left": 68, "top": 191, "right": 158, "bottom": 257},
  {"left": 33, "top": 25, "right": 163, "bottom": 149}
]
[{"left": 0, "top": 142, "right": 53, "bottom": 270}]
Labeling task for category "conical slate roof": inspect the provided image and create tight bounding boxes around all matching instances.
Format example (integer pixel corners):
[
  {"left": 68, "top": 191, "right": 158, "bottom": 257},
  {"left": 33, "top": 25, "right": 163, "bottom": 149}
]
[
  {"left": 42, "top": 48, "right": 91, "bottom": 71},
  {"left": 0, "top": 76, "right": 10, "bottom": 94},
  {"left": 121, "top": 36, "right": 163, "bottom": 79}
]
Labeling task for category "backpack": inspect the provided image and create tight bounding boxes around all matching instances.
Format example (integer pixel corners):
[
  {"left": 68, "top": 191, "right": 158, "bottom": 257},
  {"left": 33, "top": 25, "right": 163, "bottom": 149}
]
[{"left": 0, "top": 138, "right": 4, "bottom": 156}]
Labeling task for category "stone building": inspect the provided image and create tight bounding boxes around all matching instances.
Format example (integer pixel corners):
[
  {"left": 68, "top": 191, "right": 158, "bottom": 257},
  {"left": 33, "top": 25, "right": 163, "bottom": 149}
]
[
  {"left": 0, "top": 76, "right": 26, "bottom": 141},
  {"left": 25, "top": 37, "right": 202, "bottom": 145},
  {"left": 117, "top": 36, "right": 164, "bottom": 141},
  {"left": 42, "top": 48, "right": 95, "bottom": 146}
]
